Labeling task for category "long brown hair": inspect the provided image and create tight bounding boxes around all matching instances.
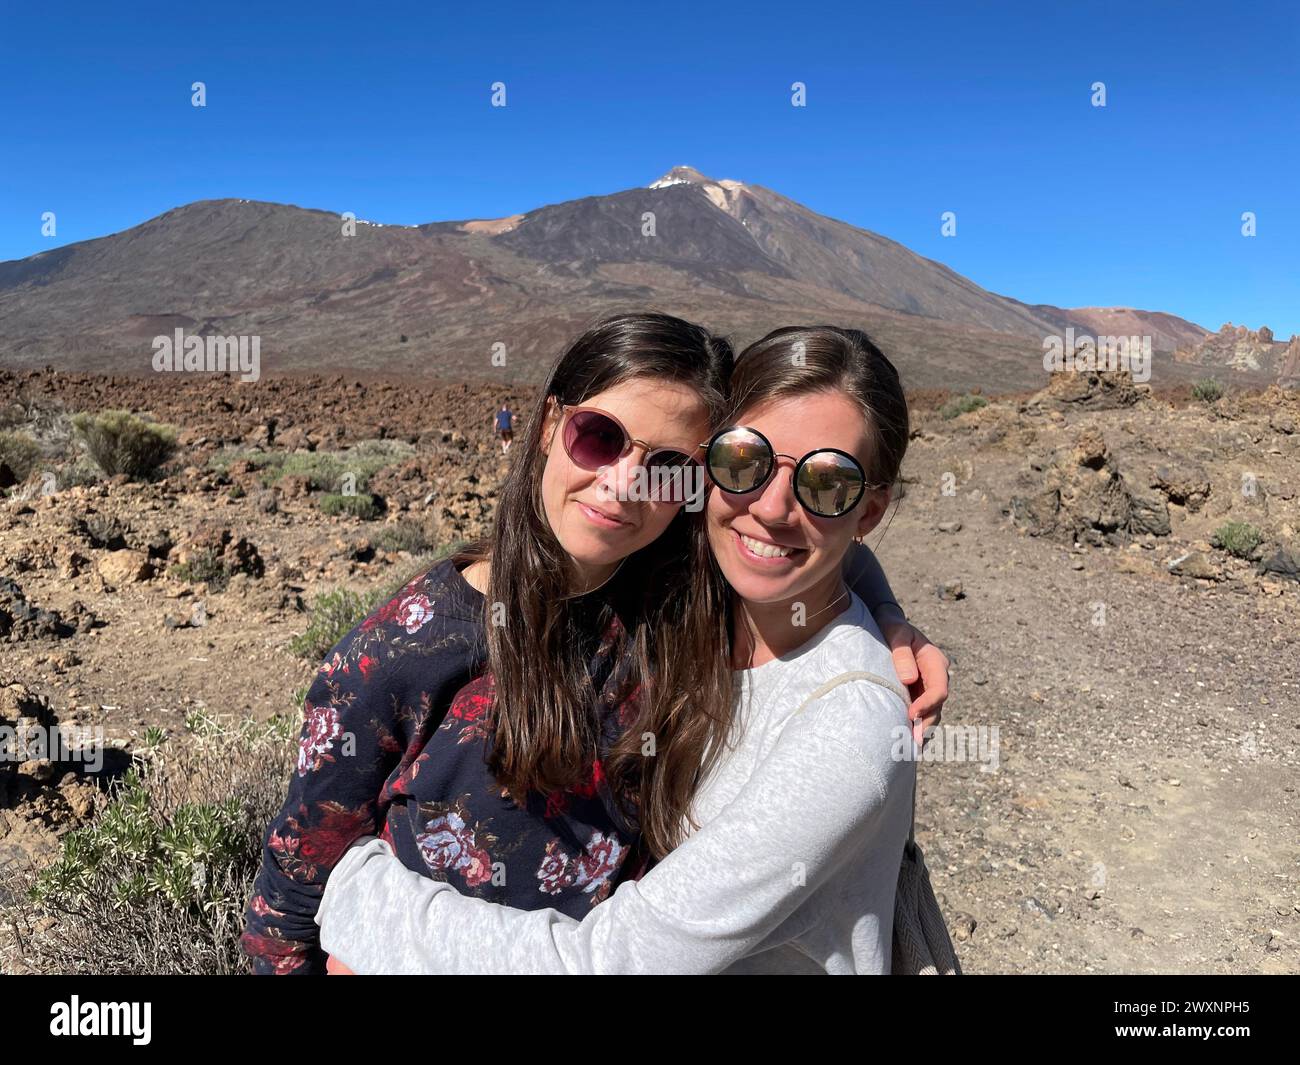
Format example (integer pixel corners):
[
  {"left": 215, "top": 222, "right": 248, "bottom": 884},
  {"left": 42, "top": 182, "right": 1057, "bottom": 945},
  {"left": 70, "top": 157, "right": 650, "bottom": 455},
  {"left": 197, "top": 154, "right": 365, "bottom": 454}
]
[{"left": 456, "top": 312, "right": 735, "bottom": 857}]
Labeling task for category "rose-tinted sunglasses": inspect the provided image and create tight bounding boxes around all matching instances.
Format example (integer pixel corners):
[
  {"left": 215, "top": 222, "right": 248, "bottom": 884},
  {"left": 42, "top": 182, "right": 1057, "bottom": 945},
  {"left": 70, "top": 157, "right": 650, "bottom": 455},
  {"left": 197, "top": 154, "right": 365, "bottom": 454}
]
[{"left": 559, "top": 405, "right": 702, "bottom": 502}]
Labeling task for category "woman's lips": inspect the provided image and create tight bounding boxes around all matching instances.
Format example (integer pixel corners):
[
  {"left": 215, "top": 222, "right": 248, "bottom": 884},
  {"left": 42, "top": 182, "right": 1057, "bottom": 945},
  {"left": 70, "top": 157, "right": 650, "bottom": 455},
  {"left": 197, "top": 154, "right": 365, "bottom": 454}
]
[
  {"left": 733, "top": 528, "right": 805, "bottom": 565},
  {"left": 578, "top": 501, "right": 631, "bottom": 529}
]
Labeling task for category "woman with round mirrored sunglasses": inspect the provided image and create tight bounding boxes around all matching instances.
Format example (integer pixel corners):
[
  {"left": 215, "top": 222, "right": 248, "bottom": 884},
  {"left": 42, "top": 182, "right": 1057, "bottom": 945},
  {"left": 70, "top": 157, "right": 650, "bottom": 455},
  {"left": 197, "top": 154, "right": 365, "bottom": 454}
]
[{"left": 702, "top": 424, "right": 884, "bottom": 518}]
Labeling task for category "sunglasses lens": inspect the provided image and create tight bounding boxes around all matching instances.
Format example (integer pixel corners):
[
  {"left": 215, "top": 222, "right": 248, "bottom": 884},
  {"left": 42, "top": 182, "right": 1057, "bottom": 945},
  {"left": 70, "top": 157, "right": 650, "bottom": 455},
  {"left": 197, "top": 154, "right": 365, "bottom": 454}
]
[
  {"left": 565, "top": 409, "right": 626, "bottom": 470},
  {"left": 796, "top": 451, "right": 866, "bottom": 516},
  {"left": 643, "top": 449, "right": 699, "bottom": 503},
  {"left": 645, "top": 449, "right": 693, "bottom": 471},
  {"left": 707, "top": 428, "right": 772, "bottom": 492}
]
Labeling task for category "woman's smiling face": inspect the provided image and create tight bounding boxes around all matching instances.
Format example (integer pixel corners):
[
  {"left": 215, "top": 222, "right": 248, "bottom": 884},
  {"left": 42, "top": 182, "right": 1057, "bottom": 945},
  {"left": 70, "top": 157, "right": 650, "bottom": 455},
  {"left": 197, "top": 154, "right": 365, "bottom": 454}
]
[
  {"left": 539, "top": 377, "right": 712, "bottom": 580},
  {"left": 705, "top": 390, "right": 890, "bottom": 607}
]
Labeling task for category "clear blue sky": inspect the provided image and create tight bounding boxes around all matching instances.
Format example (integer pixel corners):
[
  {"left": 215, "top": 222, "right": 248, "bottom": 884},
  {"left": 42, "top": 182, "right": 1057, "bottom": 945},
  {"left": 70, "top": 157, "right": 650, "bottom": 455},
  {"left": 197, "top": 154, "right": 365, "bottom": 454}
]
[{"left": 2, "top": 0, "right": 1296, "bottom": 334}]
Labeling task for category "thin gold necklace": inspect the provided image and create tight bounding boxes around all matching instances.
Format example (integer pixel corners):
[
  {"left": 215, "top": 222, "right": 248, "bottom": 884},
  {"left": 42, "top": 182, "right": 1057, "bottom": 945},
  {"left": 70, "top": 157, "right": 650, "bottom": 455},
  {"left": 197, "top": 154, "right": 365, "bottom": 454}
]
[{"left": 736, "top": 581, "right": 851, "bottom": 667}]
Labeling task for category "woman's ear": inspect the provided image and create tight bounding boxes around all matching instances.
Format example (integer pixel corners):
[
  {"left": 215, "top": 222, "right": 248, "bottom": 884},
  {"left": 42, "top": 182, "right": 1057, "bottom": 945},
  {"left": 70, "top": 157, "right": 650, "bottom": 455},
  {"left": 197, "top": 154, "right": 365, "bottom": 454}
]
[
  {"left": 539, "top": 397, "right": 561, "bottom": 456},
  {"left": 855, "top": 487, "right": 892, "bottom": 539}
]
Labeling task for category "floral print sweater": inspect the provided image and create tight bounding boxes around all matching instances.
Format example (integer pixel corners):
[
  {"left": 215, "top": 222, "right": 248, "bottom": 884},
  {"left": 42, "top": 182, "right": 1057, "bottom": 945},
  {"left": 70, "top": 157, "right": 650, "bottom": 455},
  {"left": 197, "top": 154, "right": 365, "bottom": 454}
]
[{"left": 241, "top": 557, "right": 644, "bottom": 974}]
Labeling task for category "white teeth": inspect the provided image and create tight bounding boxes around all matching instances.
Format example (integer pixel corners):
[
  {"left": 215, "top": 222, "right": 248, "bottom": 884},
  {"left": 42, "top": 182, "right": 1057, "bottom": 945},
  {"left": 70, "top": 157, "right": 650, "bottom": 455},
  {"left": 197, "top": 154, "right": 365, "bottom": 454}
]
[{"left": 740, "top": 533, "right": 793, "bottom": 559}]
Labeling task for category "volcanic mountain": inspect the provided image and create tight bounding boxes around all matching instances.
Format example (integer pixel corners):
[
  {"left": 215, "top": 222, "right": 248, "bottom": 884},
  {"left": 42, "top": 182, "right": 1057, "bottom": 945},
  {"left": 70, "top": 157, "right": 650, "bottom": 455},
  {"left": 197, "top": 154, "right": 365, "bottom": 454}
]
[{"left": 0, "top": 166, "right": 1217, "bottom": 392}]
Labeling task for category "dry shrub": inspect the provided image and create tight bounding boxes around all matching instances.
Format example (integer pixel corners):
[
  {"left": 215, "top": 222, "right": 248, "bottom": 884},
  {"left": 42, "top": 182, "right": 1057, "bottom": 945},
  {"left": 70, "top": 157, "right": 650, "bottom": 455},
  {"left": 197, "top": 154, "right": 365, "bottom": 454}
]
[
  {"left": 0, "top": 711, "right": 295, "bottom": 975},
  {"left": 71, "top": 409, "right": 177, "bottom": 480},
  {"left": 0, "top": 431, "right": 41, "bottom": 483}
]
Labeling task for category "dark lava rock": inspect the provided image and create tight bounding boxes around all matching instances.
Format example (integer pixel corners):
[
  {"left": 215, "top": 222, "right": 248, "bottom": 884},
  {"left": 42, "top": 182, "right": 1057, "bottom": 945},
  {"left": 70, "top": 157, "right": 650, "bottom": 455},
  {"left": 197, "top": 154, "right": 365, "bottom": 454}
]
[
  {"left": 1259, "top": 548, "right": 1300, "bottom": 582},
  {"left": 0, "top": 577, "right": 76, "bottom": 641}
]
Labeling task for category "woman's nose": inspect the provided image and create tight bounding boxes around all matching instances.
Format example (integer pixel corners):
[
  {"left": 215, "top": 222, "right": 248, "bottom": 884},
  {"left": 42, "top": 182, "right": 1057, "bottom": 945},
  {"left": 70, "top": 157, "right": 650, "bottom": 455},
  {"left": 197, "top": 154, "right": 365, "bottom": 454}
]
[
  {"left": 749, "top": 464, "right": 799, "bottom": 523},
  {"left": 593, "top": 450, "right": 642, "bottom": 502}
]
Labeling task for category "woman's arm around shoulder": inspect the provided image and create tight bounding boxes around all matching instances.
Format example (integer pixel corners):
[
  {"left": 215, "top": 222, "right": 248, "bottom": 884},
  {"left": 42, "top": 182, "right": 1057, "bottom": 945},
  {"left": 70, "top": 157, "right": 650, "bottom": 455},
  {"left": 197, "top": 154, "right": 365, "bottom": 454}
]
[{"left": 316, "top": 677, "right": 912, "bottom": 975}]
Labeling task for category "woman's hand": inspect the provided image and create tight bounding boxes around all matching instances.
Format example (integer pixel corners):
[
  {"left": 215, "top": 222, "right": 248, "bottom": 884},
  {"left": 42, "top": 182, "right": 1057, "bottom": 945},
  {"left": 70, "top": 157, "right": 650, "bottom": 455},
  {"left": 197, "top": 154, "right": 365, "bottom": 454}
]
[
  {"left": 876, "top": 614, "right": 948, "bottom": 745},
  {"left": 326, "top": 954, "right": 358, "bottom": 975}
]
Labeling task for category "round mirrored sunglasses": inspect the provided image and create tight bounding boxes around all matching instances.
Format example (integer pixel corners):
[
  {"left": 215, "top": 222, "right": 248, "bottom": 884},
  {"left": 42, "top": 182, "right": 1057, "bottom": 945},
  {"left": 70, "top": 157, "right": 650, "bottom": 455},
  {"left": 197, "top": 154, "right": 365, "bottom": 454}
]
[{"left": 703, "top": 424, "right": 881, "bottom": 518}]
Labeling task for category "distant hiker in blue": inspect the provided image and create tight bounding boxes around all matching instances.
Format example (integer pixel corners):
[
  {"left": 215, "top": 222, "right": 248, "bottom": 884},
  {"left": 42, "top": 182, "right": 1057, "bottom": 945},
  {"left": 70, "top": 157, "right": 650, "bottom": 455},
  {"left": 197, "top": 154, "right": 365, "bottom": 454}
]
[{"left": 493, "top": 402, "right": 515, "bottom": 453}]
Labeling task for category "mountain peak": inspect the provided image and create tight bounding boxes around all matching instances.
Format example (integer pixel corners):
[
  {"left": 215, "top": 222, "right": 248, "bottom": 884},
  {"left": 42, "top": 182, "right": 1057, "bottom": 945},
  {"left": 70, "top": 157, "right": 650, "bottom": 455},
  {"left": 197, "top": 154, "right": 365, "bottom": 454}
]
[
  {"left": 649, "top": 165, "right": 726, "bottom": 189},
  {"left": 648, "top": 166, "right": 753, "bottom": 222}
]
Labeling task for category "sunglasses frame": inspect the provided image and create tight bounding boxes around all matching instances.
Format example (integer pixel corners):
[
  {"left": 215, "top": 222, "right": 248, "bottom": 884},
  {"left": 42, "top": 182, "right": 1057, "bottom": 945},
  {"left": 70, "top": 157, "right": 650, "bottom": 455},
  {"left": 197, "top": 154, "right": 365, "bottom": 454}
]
[
  {"left": 557, "top": 403, "right": 703, "bottom": 477},
  {"left": 701, "top": 424, "right": 880, "bottom": 519}
]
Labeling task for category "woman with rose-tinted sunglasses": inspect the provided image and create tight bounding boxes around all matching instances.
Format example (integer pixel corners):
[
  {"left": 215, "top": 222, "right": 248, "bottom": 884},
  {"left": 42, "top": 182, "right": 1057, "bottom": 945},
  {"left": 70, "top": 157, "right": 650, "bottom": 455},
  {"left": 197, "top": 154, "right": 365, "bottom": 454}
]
[{"left": 316, "top": 325, "right": 946, "bottom": 974}]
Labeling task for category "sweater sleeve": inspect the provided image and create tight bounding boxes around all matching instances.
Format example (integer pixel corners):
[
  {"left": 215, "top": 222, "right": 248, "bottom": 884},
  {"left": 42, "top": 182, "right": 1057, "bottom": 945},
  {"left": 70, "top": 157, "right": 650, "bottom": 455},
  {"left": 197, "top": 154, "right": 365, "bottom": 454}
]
[
  {"left": 843, "top": 543, "right": 906, "bottom": 626},
  {"left": 315, "top": 679, "right": 911, "bottom": 975},
  {"left": 240, "top": 637, "right": 404, "bottom": 974},
  {"left": 238, "top": 564, "right": 490, "bottom": 977}
]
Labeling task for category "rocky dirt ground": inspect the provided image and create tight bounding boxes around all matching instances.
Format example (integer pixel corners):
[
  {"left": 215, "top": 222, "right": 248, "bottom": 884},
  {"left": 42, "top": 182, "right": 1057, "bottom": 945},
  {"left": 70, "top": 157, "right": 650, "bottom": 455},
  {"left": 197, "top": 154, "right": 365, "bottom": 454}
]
[{"left": 0, "top": 367, "right": 1296, "bottom": 974}]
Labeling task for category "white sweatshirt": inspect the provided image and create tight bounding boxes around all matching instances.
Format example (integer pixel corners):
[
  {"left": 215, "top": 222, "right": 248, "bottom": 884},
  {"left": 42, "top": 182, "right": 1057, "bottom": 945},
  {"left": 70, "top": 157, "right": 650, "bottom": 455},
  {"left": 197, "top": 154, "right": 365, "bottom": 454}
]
[{"left": 316, "top": 590, "right": 916, "bottom": 974}]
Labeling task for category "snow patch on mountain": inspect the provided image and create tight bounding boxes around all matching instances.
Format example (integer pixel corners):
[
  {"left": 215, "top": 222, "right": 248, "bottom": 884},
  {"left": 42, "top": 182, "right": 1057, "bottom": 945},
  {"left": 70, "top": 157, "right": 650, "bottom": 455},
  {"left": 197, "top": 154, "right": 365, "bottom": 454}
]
[{"left": 648, "top": 166, "right": 752, "bottom": 222}]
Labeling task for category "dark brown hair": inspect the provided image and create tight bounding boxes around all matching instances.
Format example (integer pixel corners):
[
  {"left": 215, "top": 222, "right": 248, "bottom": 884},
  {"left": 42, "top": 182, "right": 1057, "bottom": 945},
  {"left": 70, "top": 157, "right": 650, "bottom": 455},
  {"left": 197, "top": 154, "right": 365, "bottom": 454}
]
[
  {"left": 457, "top": 312, "right": 736, "bottom": 858},
  {"left": 725, "top": 325, "right": 910, "bottom": 490}
]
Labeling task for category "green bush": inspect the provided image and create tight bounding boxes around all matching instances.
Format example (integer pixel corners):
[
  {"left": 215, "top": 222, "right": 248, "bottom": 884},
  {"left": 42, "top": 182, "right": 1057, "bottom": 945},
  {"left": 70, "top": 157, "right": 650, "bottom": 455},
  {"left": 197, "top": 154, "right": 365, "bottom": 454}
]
[
  {"left": 287, "top": 543, "right": 463, "bottom": 660},
  {"left": 206, "top": 448, "right": 275, "bottom": 471},
  {"left": 288, "top": 587, "right": 374, "bottom": 659},
  {"left": 375, "top": 519, "right": 439, "bottom": 554},
  {"left": 279, "top": 445, "right": 409, "bottom": 493},
  {"left": 940, "top": 394, "right": 988, "bottom": 420},
  {"left": 279, "top": 452, "right": 349, "bottom": 492},
  {"left": 5, "top": 712, "right": 295, "bottom": 975},
  {"left": 319, "top": 492, "right": 383, "bottom": 520},
  {"left": 71, "top": 410, "right": 177, "bottom": 480},
  {"left": 207, "top": 440, "right": 411, "bottom": 496},
  {"left": 170, "top": 548, "right": 230, "bottom": 590},
  {"left": 1212, "top": 521, "right": 1262, "bottom": 559},
  {"left": 0, "top": 430, "right": 41, "bottom": 483},
  {"left": 346, "top": 438, "right": 417, "bottom": 463},
  {"left": 1192, "top": 378, "right": 1224, "bottom": 404},
  {"left": 55, "top": 456, "right": 102, "bottom": 489}
]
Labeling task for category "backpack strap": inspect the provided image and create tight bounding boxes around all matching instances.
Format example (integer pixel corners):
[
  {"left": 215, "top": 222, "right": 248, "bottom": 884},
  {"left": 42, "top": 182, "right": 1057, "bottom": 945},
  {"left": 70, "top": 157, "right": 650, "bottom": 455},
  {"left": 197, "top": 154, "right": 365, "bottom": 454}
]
[{"left": 794, "top": 669, "right": 909, "bottom": 709}]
